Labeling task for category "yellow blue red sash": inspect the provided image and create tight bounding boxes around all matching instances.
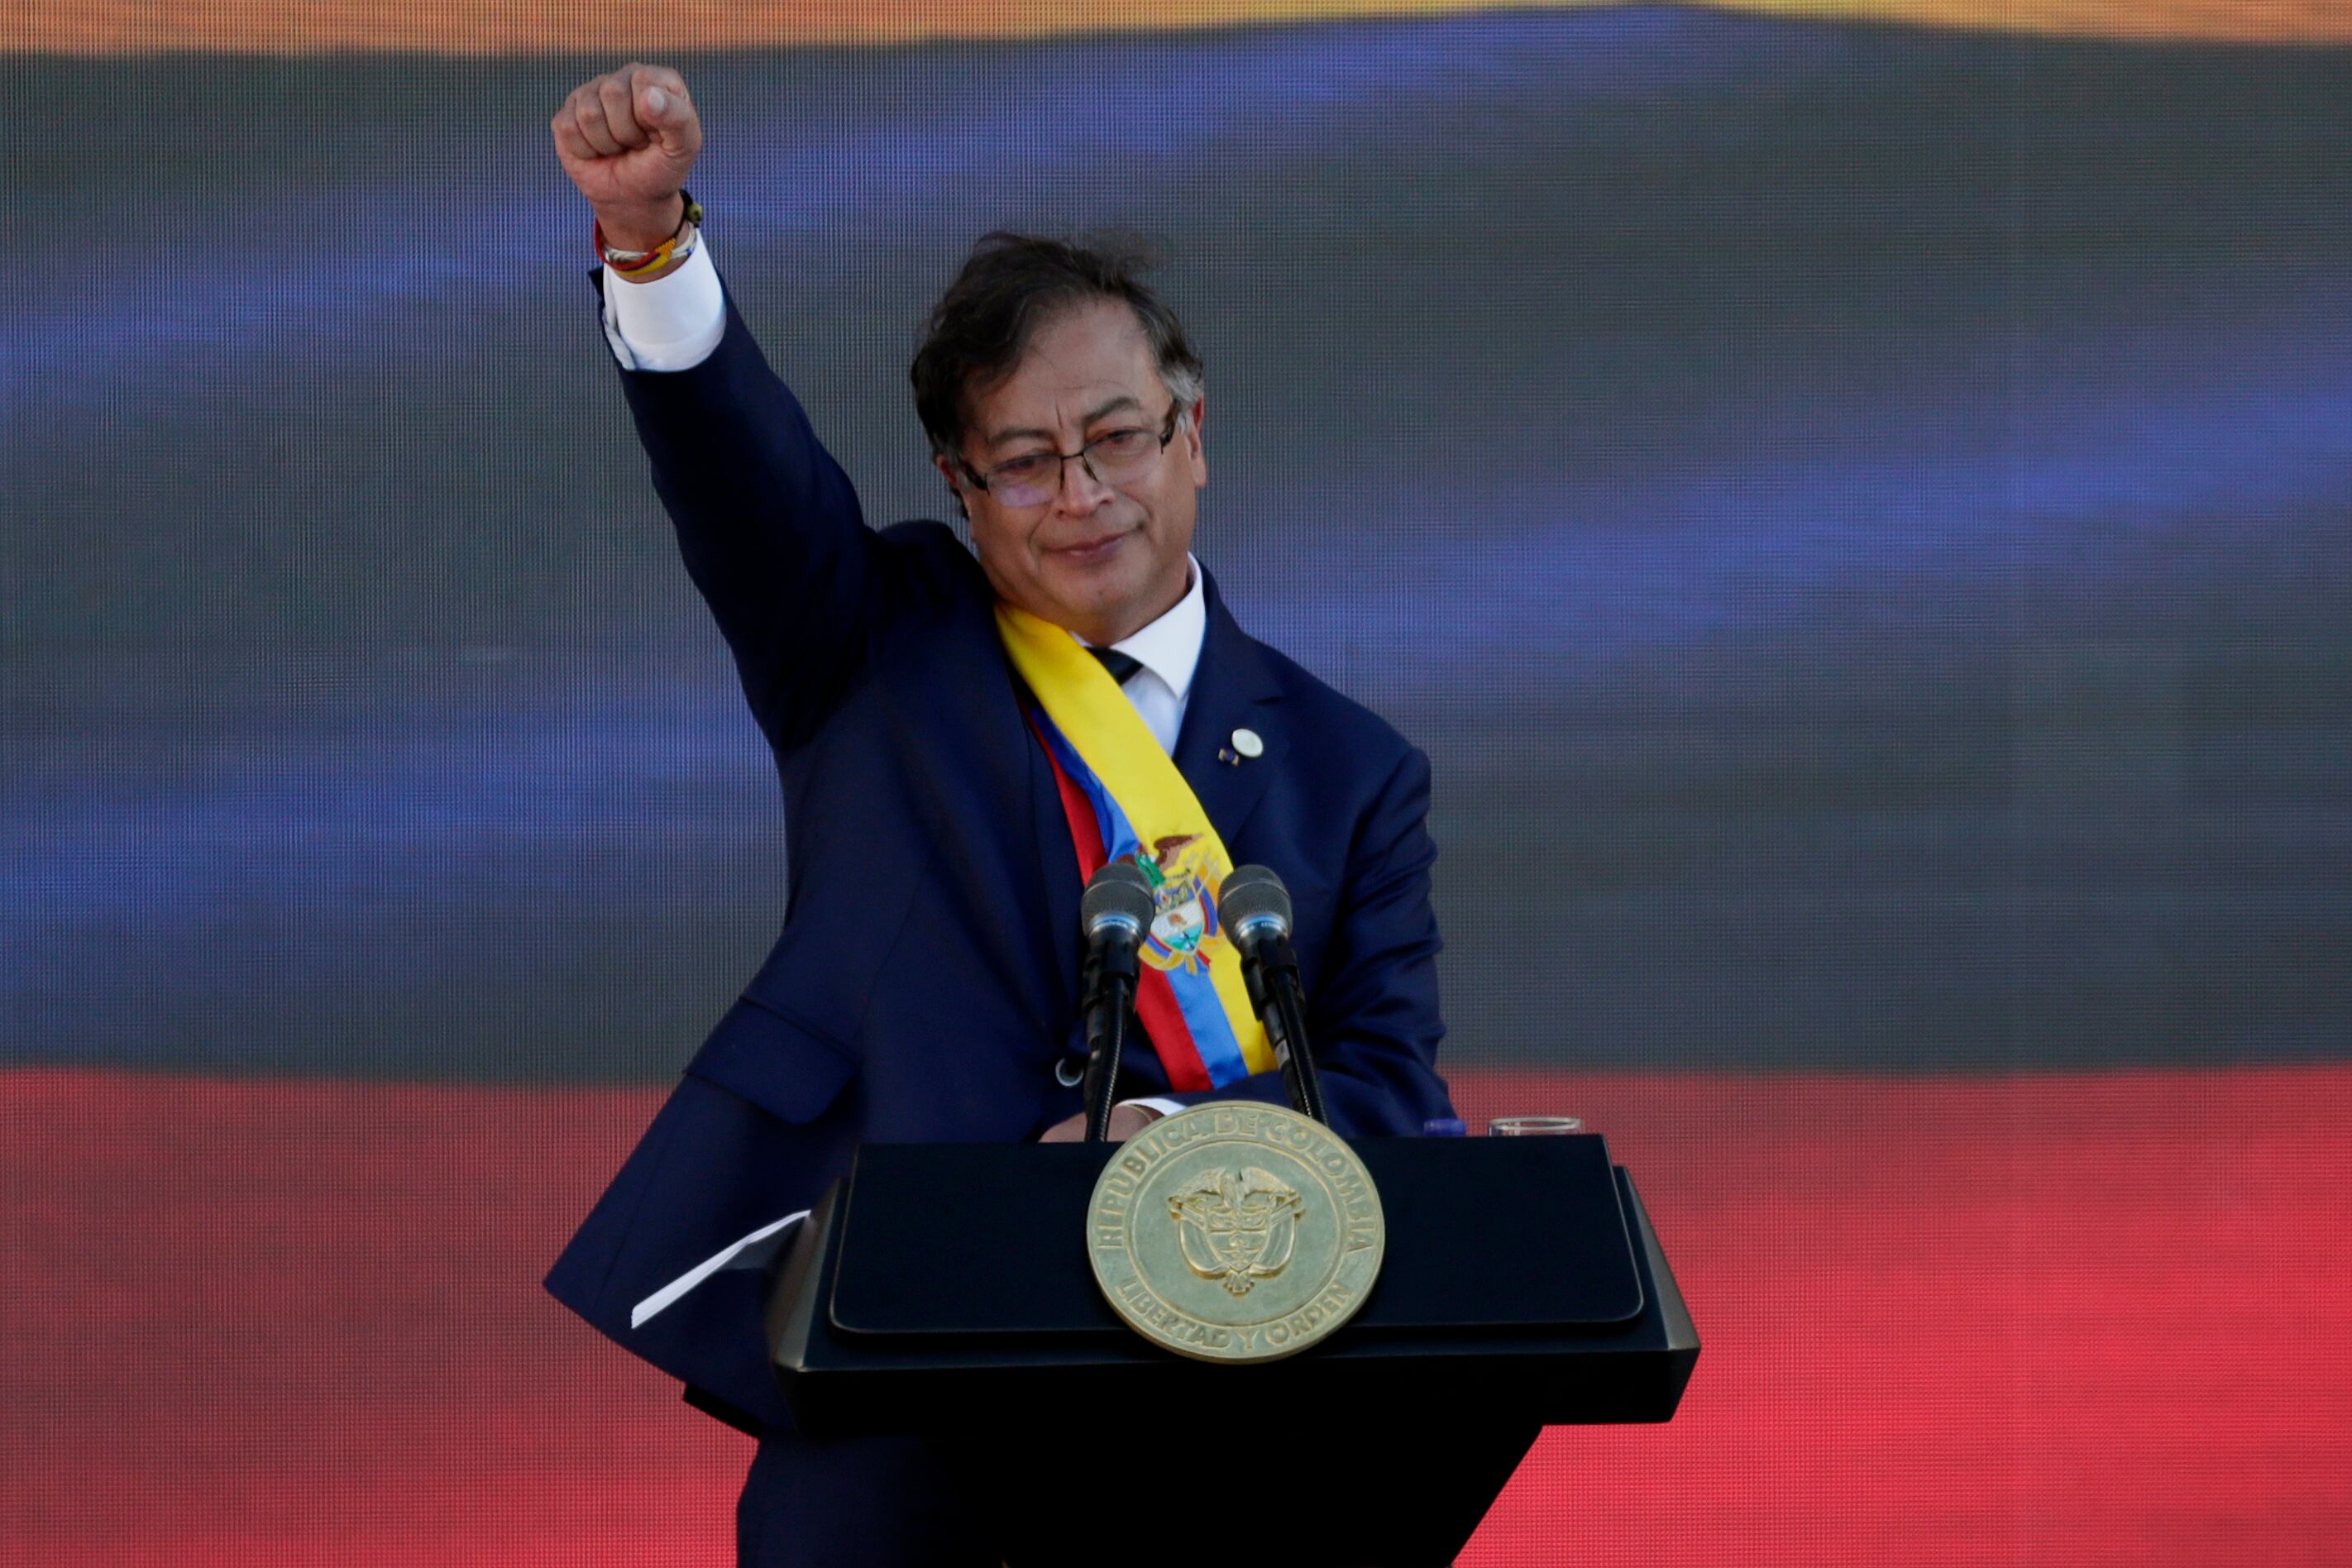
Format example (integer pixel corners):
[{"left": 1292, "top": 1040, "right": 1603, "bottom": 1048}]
[{"left": 997, "top": 604, "right": 1274, "bottom": 1092}]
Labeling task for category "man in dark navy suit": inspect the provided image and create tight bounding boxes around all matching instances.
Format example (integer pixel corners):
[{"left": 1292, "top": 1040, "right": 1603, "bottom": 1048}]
[{"left": 547, "top": 62, "right": 1456, "bottom": 1565}]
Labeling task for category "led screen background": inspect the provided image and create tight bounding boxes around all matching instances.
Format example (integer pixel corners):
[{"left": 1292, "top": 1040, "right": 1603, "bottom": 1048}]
[{"left": 4, "top": 4, "right": 2350, "bottom": 1561}]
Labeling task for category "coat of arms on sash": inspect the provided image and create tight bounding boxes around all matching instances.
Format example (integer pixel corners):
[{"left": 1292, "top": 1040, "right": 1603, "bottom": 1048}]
[
  {"left": 1132, "top": 833, "right": 1223, "bottom": 973},
  {"left": 1087, "top": 1103, "right": 1384, "bottom": 1363}
]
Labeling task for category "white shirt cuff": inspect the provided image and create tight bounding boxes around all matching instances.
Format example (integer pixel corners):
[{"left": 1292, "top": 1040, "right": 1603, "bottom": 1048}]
[
  {"left": 1120, "top": 1097, "right": 1185, "bottom": 1120},
  {"left": 600, "top": 234, "right": 726, "bottom": 373}
]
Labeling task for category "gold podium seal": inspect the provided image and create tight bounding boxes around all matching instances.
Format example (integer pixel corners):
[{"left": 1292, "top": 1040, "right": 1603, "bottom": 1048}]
[{"left": 1087, "top": 1102, "right": 1384, "bottom": 1363}]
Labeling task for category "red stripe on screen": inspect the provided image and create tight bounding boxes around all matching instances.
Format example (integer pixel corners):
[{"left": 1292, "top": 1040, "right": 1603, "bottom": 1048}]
[{"left": 4, "top": 1064, "right": 2348, "bottom": 1564}]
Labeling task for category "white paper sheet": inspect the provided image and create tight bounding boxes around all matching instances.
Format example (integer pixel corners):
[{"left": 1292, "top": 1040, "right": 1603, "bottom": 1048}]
[{"left": 629, "top": 1209, "right": 810, "bottom": 1330}]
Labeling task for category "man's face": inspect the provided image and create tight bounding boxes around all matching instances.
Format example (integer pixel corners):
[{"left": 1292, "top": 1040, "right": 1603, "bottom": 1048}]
[{"left": 940, "top": 299, "right": 1206, "bottom": 646}]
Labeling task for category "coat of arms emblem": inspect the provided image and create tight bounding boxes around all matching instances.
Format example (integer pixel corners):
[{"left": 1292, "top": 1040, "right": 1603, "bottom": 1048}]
[
  {"left": 1132, "top": 834, "right": 1224, "bottom": 973},
  {"left": 1088, "top": 1103, "right": 1385, "bottom": 1363},
  {"left": 1169, "top": 1166, "right": 1303, "bottom": 1295}
]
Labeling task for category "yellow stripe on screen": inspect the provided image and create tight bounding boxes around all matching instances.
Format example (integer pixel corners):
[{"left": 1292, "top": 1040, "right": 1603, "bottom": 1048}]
[{"left": 19, "top": 0, "right": 2348, "bottom": 55}]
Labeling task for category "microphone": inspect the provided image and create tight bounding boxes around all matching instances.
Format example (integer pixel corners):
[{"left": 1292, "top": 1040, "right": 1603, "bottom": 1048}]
[
  {"left": 1218, "top": 865, "right": 1329, "bottom": 1126},
  {"left": 1078, "top": 860, "right": 1155, "bottom": 1143}
]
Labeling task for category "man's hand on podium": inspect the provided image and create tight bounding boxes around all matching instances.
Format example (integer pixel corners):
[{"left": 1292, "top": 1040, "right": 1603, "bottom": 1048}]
[{"left": 1039, "top": 1103, "right": 1161, "bottom": 1143}]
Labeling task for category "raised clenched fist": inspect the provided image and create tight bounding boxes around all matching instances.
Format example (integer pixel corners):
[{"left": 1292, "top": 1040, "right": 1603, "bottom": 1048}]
[{"left": 552, "top": 63, "right": 704, "bottom": 252}]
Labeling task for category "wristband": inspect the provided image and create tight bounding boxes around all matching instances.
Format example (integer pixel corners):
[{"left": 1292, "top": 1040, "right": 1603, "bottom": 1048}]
[{"left": 595, "top": 191, "right": 703, "bottom": 276}]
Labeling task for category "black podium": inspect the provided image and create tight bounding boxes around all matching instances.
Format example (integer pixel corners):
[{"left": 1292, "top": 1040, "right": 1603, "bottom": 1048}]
[{"left": 766, "top": 1133, "right": 1697, "bottom": 1566}]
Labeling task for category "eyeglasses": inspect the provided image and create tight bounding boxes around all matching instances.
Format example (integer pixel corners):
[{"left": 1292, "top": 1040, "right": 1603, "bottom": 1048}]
[{"left": 959, "top": 404, "right": 1183, "bottom": 508}]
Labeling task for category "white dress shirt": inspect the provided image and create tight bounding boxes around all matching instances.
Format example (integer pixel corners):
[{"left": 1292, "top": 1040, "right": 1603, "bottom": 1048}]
[
  {"left": 1075, "top": 558, "right": 1204, "bottom": 757},
  {"left": 600, "top": 238, "right": 727, "bottom": 372},
  {"left": 605, "top": 251, "right": 1202, "bottom": 1115}
]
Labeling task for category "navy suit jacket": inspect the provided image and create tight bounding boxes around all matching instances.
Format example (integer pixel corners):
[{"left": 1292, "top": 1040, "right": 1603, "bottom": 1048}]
[{"left": 547, "top": 295, "right": 1453, "bottom": 1430}]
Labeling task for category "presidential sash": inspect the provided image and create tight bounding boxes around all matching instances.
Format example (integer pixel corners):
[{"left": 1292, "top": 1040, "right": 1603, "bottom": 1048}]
[{"left": 997, "top": 603, "right": 1275, "bottom": 1092}]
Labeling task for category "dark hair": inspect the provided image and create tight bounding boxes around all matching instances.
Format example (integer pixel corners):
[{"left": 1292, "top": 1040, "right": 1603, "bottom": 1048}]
[{"left": 911, "top": 232, "right": 1205, "bottom": 466}]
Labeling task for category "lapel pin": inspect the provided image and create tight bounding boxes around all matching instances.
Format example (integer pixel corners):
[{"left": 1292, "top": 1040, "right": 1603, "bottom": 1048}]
[{"left": 1231, "top": 727, "right": 1264, "bottom": 760}]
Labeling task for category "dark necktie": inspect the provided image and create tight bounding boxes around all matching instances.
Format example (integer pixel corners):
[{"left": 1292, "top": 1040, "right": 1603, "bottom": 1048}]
[{"left": 1089, "top": 647, "right": 1144, "bottom": 686}]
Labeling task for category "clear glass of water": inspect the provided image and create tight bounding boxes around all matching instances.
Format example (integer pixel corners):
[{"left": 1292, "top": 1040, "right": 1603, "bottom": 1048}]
[{"left": 1487, "top": 1116, "right": 1585, "bottom": 1136}]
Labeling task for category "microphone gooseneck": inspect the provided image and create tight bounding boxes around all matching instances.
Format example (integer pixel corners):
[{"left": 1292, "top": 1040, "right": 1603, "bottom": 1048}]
[
  {"left": 1219, "top": 864, "right": 1329, "bottom": 1126},
  {"left": 1078, "top": 861, "right": 1155, "bottom": 1143}
]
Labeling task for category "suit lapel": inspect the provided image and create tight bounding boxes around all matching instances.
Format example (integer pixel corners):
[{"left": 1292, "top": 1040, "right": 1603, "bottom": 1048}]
[
  {"left": 990, "top": 648, "right": 1089, "bottom": 1033},
  {"left": 1174, "top": 573, "right": 1288, "bottom": 849},
  {"left": 1030, "top": 691, "right": 1086, "bottom": 1025}
]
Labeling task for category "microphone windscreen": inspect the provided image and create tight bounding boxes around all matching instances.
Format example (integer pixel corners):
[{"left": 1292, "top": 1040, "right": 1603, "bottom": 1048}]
[
  {"left": 1217, "top": 864, "right": 1292, "bottom": 939},
  {"left": 1081, "top": 858, "right": 1155, "bottom": 936}
]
